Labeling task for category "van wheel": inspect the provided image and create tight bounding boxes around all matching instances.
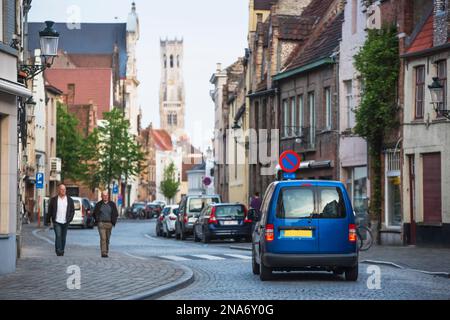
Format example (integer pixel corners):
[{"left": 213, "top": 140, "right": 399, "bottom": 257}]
[
  {"left": 345, "top": 264, "right": 359, "bottom": 281},
  {"left": 259, "top": 259, "right": 273, "bottom": 281},
  {"left": 252, "top": 246, "right": 260, "bottom": 275}
]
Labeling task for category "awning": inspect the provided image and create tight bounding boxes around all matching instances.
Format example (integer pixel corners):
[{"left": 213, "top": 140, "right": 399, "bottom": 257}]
[{"left": 0, "top": 78, "right": 32, "bottom": 98}]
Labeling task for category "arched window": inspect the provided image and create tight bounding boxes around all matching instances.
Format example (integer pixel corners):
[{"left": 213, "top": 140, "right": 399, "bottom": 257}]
[
  {"left": 164, "top": 55, "right": 167, "bottom": 68},
  {"left": 170, "top": 55, "right": 174, "bottom": 68},
  {"left": 177, "top": 55, "right": 180, "bottom": 68}
]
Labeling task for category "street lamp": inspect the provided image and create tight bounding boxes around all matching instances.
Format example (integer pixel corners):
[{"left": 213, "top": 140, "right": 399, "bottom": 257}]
[
  {"left": 25, "top": 97, "right": 36, "bottom": 123},
  {"left": 20, "top": 21, "right": 60, "bottom": 80},
  {"left": 428, "top": 77, "right": 448, "bottom": 119}
]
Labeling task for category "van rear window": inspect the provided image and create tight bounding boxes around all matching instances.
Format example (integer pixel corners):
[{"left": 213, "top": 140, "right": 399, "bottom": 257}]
[
  {"left": 189, "top": 197, "right": 220, "bottom": 212},
  {"left": 277, "top": 187, "right": 346, "bottom": 219},
  {"left": 74, "top": 201, "right": 81, "bottom": 211}
]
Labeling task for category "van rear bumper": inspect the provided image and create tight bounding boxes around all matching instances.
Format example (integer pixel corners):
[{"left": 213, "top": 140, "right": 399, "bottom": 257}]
[{"left": 262, "top": 253, "right": 358, "bottom": 269}]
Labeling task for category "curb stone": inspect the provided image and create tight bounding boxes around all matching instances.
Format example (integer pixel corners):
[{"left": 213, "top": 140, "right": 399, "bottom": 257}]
[
  {"left": 229, "top": 245, "right": 252, "bottom": 252},
  {"left": 118, "top": 263, "right": 195, "bottom": 300},
  {"left": 361, "top": 259, "right": 450, "bottom": 279}
]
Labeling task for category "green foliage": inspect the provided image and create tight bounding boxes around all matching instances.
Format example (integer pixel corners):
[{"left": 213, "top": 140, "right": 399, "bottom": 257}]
[
  {"left": 160, "top": 162, "right": 180, "bottom": 203},
  {"left": 94, "top": 108, "right": 145, "bottom": 194},
  {"left": 56, "top": 103, "right": 86, "bottom": 182},
  {"left": 354, "top": 25, "right": 400, "bottom": 222}
]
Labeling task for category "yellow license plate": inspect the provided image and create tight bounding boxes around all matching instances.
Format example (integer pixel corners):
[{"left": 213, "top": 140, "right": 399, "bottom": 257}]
[{"left": 283, "top": 230, "right": 313, "bottom": 238}]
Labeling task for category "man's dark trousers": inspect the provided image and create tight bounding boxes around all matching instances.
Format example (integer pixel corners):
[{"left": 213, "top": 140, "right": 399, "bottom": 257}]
[{"left": 53, "top": 222, "right": 69, "bottom": 255}]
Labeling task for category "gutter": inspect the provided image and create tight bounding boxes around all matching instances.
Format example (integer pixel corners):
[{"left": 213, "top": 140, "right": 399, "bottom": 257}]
[
  {"left": 247, "top": 88, "right": 276, "bottom": 98},
  {"left": 0, "top": 78, "right": 32, "bottom": 98},
  {"left": 401, "top": 42, "right": 450, "bottom": 59},
  {"left": 273, "top": 57, "right": 335, "bottom": 81}
]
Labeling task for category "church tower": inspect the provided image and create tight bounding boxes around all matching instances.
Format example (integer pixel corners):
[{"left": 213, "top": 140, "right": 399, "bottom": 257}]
[{"left": 159, "top": 38, "right": 185, "bottom": 136}]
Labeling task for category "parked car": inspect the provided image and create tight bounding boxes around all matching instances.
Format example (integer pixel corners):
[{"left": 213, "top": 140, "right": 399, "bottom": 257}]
[
  {"left": 162, "top": 205, "right": 179, "bottom": 238},
  {"left": 251, "top": 180, "right": 359, "bottom": 281},
  {"left": 145, "top": 203, "right": 162, "bottom": 219},
  {"left": 153, "top": 200, "right": 167, "bottom": 208},
  {"left": 127, "top": 202, "right": 146, "bottom": 219},
  {"left": 175, "top": 194, "right": 221, "bottom": 240},
  {"left": 193, "top": 203, "right": 252, "bottom": 243},
  {"left": 70, "top": 197, "right": 93, "bottom": 229}
]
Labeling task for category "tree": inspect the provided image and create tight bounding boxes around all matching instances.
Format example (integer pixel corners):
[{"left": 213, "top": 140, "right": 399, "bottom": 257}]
[
  {"left": 56, "top": 103, "right": 86, "bottom": 182},
  {"left": 354, "top": 25, "right": 400, "bottom": 234},
  {"left": 160, "top": 162, "right": 180, "bottom": 204},
  {"left": 94, "top": 108, "right": 144, "bottom": 197}
]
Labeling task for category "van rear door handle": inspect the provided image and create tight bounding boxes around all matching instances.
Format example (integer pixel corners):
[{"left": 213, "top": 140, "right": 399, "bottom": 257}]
[{"left": 278, "top": 226, "right": 316, "bottom": 231}]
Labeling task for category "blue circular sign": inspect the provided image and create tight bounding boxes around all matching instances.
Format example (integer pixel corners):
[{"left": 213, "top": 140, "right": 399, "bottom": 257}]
[{"left": 279, "top": 150, "right": 301, "bottom": 173}]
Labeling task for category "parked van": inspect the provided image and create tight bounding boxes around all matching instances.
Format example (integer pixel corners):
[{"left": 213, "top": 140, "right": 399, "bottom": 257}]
[
  {"left": 250, "top": 180, "right": 358, "bottom": 281},
  {"left": 176, "top": 194, "right": 221, "bottom": 240}
]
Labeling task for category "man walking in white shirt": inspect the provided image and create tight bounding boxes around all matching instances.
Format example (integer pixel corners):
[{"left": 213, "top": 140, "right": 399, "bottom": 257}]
[{"left": 45, "top": 184, "right": 75, "bottom": 256}]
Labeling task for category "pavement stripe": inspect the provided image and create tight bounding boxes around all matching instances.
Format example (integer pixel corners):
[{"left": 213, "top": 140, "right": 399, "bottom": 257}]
[
  {"left": 124, "top": 252, "right": 148, "bottom": 261},
  {"left": 160, "top": 255, "right": 192, "bottom": 261},
  {"left": 144, "top": 234, "right": 157, "bottom": 241},
  {"left": 223, "top": 253, "right": 252, "bottom": 260},
  {"left": 190, "top": 254, "right": 226, "bottom": 261}
]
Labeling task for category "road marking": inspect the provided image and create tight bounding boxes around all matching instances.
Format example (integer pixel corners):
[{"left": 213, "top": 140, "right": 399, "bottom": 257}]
[
  {"left": 144, "top": 234, "right": 157, "bottom": 241},
  {"left": 191, "top": 254, "right": 226, "bottom": 261},
  {"left": 32, "top": 229, "right": 54, "bottom": 245},
  {"left": 223, "top": 253, "right": 252, "bottom": 260},
  {"left": 124, "top": 252, "right": 148, "bottom": 261},
  {"left": 160, "top": 255, "right": 191, "bottom": 261}
]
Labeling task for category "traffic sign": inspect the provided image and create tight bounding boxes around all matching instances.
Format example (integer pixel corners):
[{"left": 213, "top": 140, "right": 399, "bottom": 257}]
[
  {"left": 279, "top": 150, "right": 301, "bottom": 173},
  {"left": 36, "top": 173, "right": 44, "bottom": 189},
  {"left": 112, "top": 184, "right": 119, "bottom": 194}
]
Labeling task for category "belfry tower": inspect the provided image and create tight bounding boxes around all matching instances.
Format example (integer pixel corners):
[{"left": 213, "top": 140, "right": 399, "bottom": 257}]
[{"left": 159, "top": 38, "right": 185, "bottom": 136}]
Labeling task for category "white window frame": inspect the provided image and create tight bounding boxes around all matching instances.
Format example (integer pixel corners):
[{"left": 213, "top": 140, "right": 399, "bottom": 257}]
[
  {"left": 325, "top": 87, "right": 332, "bottom": 130},
  {"left": 308, "top": 92, "right": 315, "bottom": 147},
  {"left": 283, "top": 99, "right": 289, "bottom": 137},
  {"left": 344, "top": 80, "right": 354, "bottom": 129},
  {"left": 297, "top": 95, "right": 303, "bottom": 132},
  {"left": 290, "top": 97, "right": 296, "bottom": 137},
  {"left": 0, "top": 0, "right": 4, "bottom": 43}
]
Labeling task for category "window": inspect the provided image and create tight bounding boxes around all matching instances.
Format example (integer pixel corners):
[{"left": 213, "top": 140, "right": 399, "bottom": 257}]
[
  {"left": 277, "top": 187, "right": 315, "bottom": 219},
  {"left": 290, "top": 97, "right": 296, "bottom": 136},
  {"left": 346, "top": 166, "right": 368, "bottom": 216},
  {"left": 170, "top": 55, "right": 174, "bottom": 68},
  {"left": 318, "top": 187, "right": 346, "bottom": 218},
  {"left": 325, "top": 87, "right": 332, "bottom": 130},
  {"left": 164, "top": 54, "right": 167, "bottom": 68},
  {"left": 308, "top": 92, "right": 315, "bottom": 147},
  {"left": 415, "top": 65, "right": 425, "bottom": 119},
  {"left": 283, "top": 99, "right": 289, "bottom": 137},
  {"left": 297, "top": 95, "right": 303, "bottom": 132},
  {"left": 177, "top": 55, "right": 180, "bottom": 68},
  {"left": 352, "top": 0, "right": 358, "bottom": 34},
  {"left": 215, "top": 205, "right": 245, "bottom": 218},
  {"left": 437, "top": 60, "right": 447, "bottom": 114},
  {"left": 344, "top": 80, "right": 354, "bottom": 128},
  {"left": 0, "top": 0, "right": 3, "bottom": 43}
]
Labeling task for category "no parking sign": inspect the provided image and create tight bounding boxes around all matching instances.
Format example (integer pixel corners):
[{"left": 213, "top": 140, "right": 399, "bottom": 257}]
[{"left": 279, "top": 150, "right": 301, "bottom": 173}]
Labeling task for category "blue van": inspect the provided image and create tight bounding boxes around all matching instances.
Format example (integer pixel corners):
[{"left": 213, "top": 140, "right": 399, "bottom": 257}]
[{"left": 250, "top": 180, "right": 358, "bottom": 281}]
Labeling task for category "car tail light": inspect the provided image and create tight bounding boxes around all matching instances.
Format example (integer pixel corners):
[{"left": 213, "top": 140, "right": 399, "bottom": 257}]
[
  {"left": 208, "top": 207, "right": 218, "bottom": 224},
  {"left": 265, "top": 224, "right": 274, "bottom": 242},
  {"left": 349, "top": 224, "right": 357, "bottom": 242},
  {"left": 183, "top": 213, "right": 188, "bottom": 224},
  {"left": 243, "top": 206, "right": 252, "bottom": 224},
  {"left": 159, "top": 215, "right": 164, "bottom": 222},
  {"left": 169, "top": 216, "right": 177, "bottom": 221}
]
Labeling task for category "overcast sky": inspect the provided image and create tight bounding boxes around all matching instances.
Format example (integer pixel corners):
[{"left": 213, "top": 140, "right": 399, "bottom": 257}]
[{"left": 29, "top": 0, "right": 249, "bottom": 151}]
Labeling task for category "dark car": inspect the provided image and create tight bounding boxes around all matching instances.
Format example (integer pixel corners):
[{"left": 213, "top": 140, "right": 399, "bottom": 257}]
[
  {"left": 251, "top": 180, "right": 358, "bottom": 281},
  {"left": 145, "top": 203, "right": 162, "bottom": 219},
  {"left": 127, "top": 202, "right": 146, "bottom": 219},
  {"left": 193, "top": 203, "right": 252, "bottom": 243},
  {"left": 81, "top": 198, "right": 95, "bottom": 229},
  {"left": 175, "top": 194, "right": 221, "bottom": 240}
]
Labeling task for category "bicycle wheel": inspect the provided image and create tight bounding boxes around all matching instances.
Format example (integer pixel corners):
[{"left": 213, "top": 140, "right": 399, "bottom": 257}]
[{"left": 357, "top": 226, "right": 373, "bottom": 251}]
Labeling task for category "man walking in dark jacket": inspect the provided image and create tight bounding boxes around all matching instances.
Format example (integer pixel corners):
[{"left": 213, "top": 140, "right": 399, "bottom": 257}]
[
  {"left": 45, "top": 184, "right": 75, "bottom": 256},
  {"left": 93, "top": 191, "right": 119, "bottom": 258}
]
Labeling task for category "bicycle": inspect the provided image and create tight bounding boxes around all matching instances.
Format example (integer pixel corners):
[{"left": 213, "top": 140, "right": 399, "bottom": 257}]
[{"left": 356, "top": 224, "right": 374, "bottom": 251}]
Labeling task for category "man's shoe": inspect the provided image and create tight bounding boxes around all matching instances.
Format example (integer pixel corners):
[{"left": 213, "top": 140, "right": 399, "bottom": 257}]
[
  {"left": 56, "top": 252, "right": 64, "bottom": 256},
  {"left": 101, "top": 254, "right": 108, "bottom": 258}
]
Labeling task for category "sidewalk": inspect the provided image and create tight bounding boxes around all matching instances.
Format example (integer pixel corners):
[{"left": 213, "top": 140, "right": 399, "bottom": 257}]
[
  {"left": 0, "top": 224, "right": 193, "bottom": 300},
  {"left": 229, "top": 243, "right": 450, "bottom": 276}
]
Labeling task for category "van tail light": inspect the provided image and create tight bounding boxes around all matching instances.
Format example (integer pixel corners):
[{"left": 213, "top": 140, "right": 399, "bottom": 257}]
[
  {"left": 208, "top": 207, "right": 218, "bottom": 224},
  {"left": 243, "top": 206, "right": 252, "bottom": 224},
  {"left": 265, "top": 224, "right": 274, "bottom": 242},
  {"left": 349, "top": 224, "right": 357, "bottom": 242},
  {"left": 183, "top": 213, "right": 188, "bottom": 224}
]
